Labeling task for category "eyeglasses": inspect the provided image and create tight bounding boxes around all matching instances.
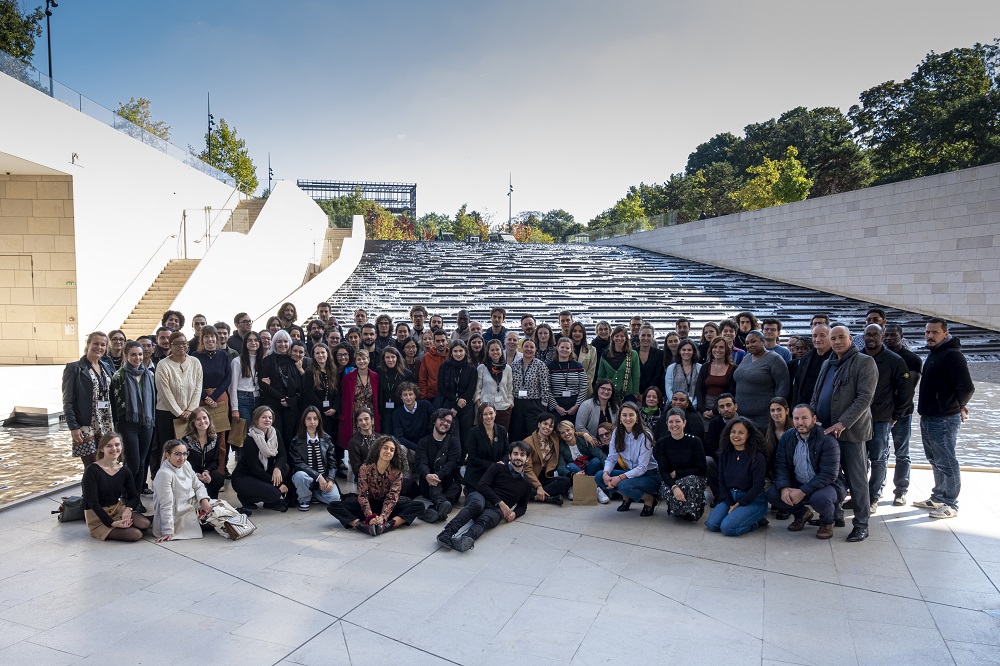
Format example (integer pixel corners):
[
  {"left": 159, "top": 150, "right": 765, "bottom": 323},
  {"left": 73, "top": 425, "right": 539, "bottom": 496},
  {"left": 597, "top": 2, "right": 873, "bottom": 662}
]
[
  {"left": 170, "top": 450, "right": 189, "bottom": 457},
  {"left": 598, "top": 431, "right": 612, "bottom": 438},
  {"left": 110, "top": 337, "right": 125, "bottom": 343},
  {"left": 239, "top": 319, "right": 252, "bottom": 325},
  {"left": 170, "top": 342, "right": 186, "bottom": 347}
]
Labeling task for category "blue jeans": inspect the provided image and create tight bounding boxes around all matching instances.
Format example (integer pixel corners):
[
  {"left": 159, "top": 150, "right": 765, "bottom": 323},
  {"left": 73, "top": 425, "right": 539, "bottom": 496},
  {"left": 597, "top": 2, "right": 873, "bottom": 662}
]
[
  {"left": 865, "top": 421, "right": 892, "bottom": 501},
  {"left": 890, "top": 414, "right": 912, "bottom": 494},
  {"left": 595, "top": 468, "right": 661, "bottom": 502},
  {"left": 237, "top": 391, "right": 258, "bottom": 425},
  {"left": 568, "top": 458, "right": 604, "bottom": 476},
  {"left": 920, "top": 414, "right": 962, "bottom": 509},
  {"left": 291, "top": 470, "right": 341, "bottom": 504},
  {"left": 705, "top": 489, "right": 768, "bottom": 536}
]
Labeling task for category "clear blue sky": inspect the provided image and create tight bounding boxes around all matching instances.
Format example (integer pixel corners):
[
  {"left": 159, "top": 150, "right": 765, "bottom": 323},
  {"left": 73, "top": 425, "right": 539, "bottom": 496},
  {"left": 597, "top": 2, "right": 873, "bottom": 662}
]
[{"left": 27, "top": 0, "right": 1000, "bottom": 223}]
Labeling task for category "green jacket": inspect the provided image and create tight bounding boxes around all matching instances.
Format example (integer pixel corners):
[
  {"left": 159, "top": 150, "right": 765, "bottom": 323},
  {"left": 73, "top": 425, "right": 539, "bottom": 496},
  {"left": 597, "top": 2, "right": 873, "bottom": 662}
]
[{"left": 597, "top": 350, "right": 640, "bottom": 399}]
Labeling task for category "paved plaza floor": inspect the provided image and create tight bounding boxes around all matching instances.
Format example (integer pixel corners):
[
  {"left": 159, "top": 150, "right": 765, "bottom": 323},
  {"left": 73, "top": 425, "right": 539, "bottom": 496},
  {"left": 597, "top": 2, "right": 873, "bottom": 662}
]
[{"left": 1, "top": 468, "right": 999, "bottom": 666}]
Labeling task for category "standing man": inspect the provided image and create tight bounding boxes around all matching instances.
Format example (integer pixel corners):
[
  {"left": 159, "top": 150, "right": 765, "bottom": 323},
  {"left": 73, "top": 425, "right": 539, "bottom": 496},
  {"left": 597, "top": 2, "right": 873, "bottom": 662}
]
[
  {"left": 418, "top": 330, "right": 449, "bottom": 403},
  {"left": 884, "top": 323, "right": 922, "bottom": 505},
  {"left": 790, "top": 324, "right": 832, "bottom": 406},
  {"left": 557, "top": 310, "right": 574, "bottom": 341},
  {"left": 913, "top": 318, "right": 974, "bottom": 519},
  {"left": 761, "top": 318, "right": 792, "bottom": 363},
  {"left": 520, "top": 314, "right": 536, "bottom": 341},
  {"left": 410, "top": 305, "right": 428, "bottom": 342},
  {"left": 452, "top": 310, "right": 471, "bottom": 343},
  {"left": 306, "top": 319, "right": 326, "bottom": 353},
  {"left": 675, "top": 317, "right": 691, "bottom": 341},
  {"left": 354, "top": 308, "right": 368, "bottom": 328},
  {"left": 861, "top": 324, "right": 912, "bottom": 513},
  {"left": 853, "top": 308, "right": 887, "bottom": 349},
  {"left": 629, "top": 316, "right": 643, "bottom": 349},
  {"left": 229, "top": 312, "right": 253, "bottom": 353},
  {"left": 152, "top": 326, "right": 172, "bottom": 365},
  {"left": 482, "top": 307, "right": 509, "bottom": 345},
  {"left": 811, "top": 325, "right": 877, "bottom": 542}
]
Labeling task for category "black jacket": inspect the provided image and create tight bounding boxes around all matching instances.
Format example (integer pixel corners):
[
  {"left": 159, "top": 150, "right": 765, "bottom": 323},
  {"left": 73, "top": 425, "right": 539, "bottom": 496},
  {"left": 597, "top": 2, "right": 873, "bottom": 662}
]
[
  {"left": 790, "top": 349, "right": 832, "bottom": 407},
  {"left": 464, "top": 424, "right": 510, "bottom": 491},
  {"left": 234, "top": 431, "right": 287, "bottom": 482},
  {"left": 415, "top": 432, "right": 461, "bottom": 481},
  {"left": 918, "top": 336, "right": 975, "bottom": 418},
  {"left": 866, "top": 346, "right": 914, "bottom": 423},
  {"left": 62, "top": 356, "right": 115, "bottom": 431},
  {"left": 288, "top": 432, "right": 339, "bottom": 482},
  {"left": 773, "top": 425, "right": 845, "bottom": 497},
  {"left": 182, "top": 434, "right": 219, "bottom": 475},
  {"left": 259, "top": 353, "right": 303, "bottom": 411},
  {"left": 392, "top": 400, "right": 434, "bottom": 449},
  {"left": 437, "top": 359, "right": 476, "bottom": 410},
  {"left": 477, "top": 460, "right": 533, "bottom": 518}
]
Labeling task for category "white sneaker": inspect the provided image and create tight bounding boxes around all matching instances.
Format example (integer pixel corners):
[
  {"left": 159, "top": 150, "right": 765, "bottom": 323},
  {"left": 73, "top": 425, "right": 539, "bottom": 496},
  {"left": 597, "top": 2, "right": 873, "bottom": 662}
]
[
  {"left": 568, "top": 488, "right": 574, "bottom": 501},
  {"left": 929, "top": 505, "right": 958, "bottom": 519},
  {"left": 597, "top": 488, "right": 609, "bottom": 504}
]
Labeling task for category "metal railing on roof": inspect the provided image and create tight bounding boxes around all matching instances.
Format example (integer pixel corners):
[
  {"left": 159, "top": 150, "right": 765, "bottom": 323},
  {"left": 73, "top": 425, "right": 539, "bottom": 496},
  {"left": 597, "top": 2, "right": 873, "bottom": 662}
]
[{"left": 588, "top": 210, "right": 679, "bottom": 241}]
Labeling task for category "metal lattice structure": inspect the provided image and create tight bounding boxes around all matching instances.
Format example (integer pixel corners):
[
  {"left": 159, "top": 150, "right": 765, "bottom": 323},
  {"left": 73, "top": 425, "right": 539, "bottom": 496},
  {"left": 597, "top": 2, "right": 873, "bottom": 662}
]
[{"left": 296, "top": 179, "right": 417, "bottom": 218}]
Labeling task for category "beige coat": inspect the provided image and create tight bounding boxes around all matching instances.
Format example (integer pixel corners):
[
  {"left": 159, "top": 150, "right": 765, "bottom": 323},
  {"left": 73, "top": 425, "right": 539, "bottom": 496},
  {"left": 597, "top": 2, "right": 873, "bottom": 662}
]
[{"left": 153, "top": 460, "right": 209, "bottom": 539}]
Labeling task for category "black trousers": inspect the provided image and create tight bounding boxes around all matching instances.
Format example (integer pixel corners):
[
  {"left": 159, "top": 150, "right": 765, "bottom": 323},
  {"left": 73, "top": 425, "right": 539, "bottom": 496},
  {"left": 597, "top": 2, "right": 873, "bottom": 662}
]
[
  {"left": 510, "top": 398, "right": 546, "bottom": 441},
  {"left": 419, "top": 475, "right": 462, "bottom": 505},
  {"left": 327, "top": 497, "right": 423, "bottom": 528},
  {"left": 442, "top": 492, "right": 503, "bottom": 541},
  {"left": 231, "top": 465, "right": 289, "bottom": 506},
  {"left": 537, "top": 475, "right": 572, "bottom": 499},
  {"left": 119, "top": 422, "right": 154, "bottom": 495}
]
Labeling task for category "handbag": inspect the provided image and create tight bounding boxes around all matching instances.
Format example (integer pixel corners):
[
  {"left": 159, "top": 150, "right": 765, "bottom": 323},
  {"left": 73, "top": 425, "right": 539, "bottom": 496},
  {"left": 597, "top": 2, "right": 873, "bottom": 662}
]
[
  {"left": 229, "top": 417, "right": 247, "bottom": 448},
  {"left": 199, "top": 498, "right": 256, "bottom": 540},
  {"left": 204, "top": 401, "right": 232, "bottom": 433},
  {"left": 572, "top": 474, "right": 598, "bottom": 506},
  {"left": 52, "top": 495, "right": 85, "bottom": 522}
]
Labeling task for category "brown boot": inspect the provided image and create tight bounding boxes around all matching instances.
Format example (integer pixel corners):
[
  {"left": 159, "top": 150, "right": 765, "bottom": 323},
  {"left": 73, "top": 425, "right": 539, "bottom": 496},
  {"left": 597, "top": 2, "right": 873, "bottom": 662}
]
[
  {"left": 816, "top": 523, "right": 834, "bottom": 539},
  {"left": 788, "top": 509, "right": 815, "bottom": 532}
]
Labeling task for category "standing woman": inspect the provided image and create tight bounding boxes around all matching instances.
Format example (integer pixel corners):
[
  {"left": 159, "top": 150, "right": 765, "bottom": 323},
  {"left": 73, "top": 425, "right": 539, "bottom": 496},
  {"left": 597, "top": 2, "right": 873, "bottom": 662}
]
[
  {"left": 698, "top": 323, "right": 720, "bottom": 361},
  {"left": 258, "top": 329, "right": 272, "bottom": 356},
  {"left": 503, "top": 330, "right": 522, "bottom": 365},
  {"left": 82, "top": 432, "right": 150, "bottom": 542},
  {"left": 476, "top": 339, "right": 514, "bottom": 430},
  {"left": 106, "top": 330, "right": 127, "bottom": 371},
  {"left": 597, "top": 326, "right": 640, "bottom": 403},
  {"left": 191, "top": 325, "right": 232, "bottom": 474},
  {"left": 705, "top": 417, "right": 769, "bottom": 536},
  {"left": 570, "top": 322, "right": 597, "bottom": 395},
  {"left": 661, "top": 332, "right": 681, "bottom": 370},
  {"left": 437, "top": 341, "right": 477, "bottom": 449},
  {"left": 533, "top": 324, "right": 557, "bottom": 363},
  {"left": 229, "top": 330, "right": 262, "bottom": 426},
  {"left": 181, "top": 407, "right": 224, "bottom": 499},
  {"left": 377, "top": 346, "right": 412, "bottom": 436},
  {"left": 266, "top": 317, "right": 283, "bottom": 336},
  {"left": 636, "top": 324, "right": 665, "bottom": 395},
  {"left": 153, "top": 438, "right": 213, "bottom": 542},
  {"left": 64, "top": 331, "right": 116, "bottom": 468},
  {"left": 259, "top": 329, "right": 303, "bottom": 449},
  {"left": 112, "top": 341, "right": 156, "bottom": 496},
  {"left": 509, "top": 339, "right": 552, "bottom": 441},
  {"left": 665, "top": 339, "right": 702, "bottom": 405},
  {"left": 400, "top": 337, "right": 421, "bottom": 378},
  {"left": 764, "top": 398, "right": 792, "bottom": 463},
  {"left": 591, "top": 321, "right": 612, "bottom": 359},
  {"left": 467, "top": 333, "right": 487, "bottom": 368},
  {"left": 548, "top": 337, "right": 588, "bottom": 421},
  {"left": 332, "top": 342, "right": 355, "bottom": 381},
  {"left": 305, "top": 342, "right": 340, "bottom": 440},
  {"left": 338, "top": 348, "right": 381, "bottom": 446},
  {"left": 464, "top": 402, "right": 509, "bottom": 494},
  {"left": 732, "top": 330, "right": 790, "bottom": 429},
  {"left": 153, "top": 331, "right": 203, "bottom": 480},
  {"left": 695, "top": 337, "right": 736, "bottom": 425},
  {"left": 576, "top": 378, "right": 620, "bottom": 439},
  {"left": 232, "top": 405, "right": 289, "bottom": 513},
  {"left": 595, "top": 403, "right": 660, "bottom": 516},
  {"left": 653, "top": 407, "right": 708, "bottom": 522}
]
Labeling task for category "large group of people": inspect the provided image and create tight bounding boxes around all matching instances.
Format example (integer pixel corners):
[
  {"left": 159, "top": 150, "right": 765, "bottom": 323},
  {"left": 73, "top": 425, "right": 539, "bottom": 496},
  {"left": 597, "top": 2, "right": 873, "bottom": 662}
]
[{"left": 67, "top": 301, "right": 975, "bottom": 548}]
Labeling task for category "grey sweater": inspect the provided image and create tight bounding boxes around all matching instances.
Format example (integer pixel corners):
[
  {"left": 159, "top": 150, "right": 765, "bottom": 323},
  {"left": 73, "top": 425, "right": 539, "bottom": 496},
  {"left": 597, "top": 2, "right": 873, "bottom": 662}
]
[{"left": 732, "top": 351, "right": 790, "bottom": 429}]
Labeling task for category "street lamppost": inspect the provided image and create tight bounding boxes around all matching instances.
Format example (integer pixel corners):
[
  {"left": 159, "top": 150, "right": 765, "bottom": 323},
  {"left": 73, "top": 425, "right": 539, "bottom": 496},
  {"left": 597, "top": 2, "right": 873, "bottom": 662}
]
[{"left": 45, "top": 0, "right": 58, "bottom": 96}]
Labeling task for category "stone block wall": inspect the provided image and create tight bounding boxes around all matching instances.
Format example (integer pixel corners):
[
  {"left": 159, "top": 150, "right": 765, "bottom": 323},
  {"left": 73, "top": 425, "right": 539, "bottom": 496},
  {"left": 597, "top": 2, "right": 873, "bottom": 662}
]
[
  {"left": 0, "top": 174, "right": 80, "bottom": 364},
  {"left": 595, "top": 163, "right": 1000, "bottom": 331}
]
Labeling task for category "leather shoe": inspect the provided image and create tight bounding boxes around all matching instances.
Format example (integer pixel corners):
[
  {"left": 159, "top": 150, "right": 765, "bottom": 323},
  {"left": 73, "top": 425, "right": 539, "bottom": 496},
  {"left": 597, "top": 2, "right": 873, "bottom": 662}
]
[
  {"left": 640, "top": 502, "right": 656, "bottom": 517},
  {"left": 788, "top": 509, "right": 815, "bottom": 532},
  {"left": 846, "top": 527, "right": 869, "bottom": 542},
  {"left": 816, "top": 523, "right": 834, "bottom": 539},
  {"left": 809, "top": 517, "right": 846, "bottom": 528},
  {"left": 616, "top": 499, "right": 633, "bottom": 512}
]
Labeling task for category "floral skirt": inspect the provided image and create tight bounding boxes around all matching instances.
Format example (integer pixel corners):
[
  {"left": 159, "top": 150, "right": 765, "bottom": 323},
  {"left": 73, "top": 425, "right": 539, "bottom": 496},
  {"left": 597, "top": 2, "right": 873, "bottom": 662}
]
[{"left": 659, "top": 475, "right": 708, "bottom": 521}]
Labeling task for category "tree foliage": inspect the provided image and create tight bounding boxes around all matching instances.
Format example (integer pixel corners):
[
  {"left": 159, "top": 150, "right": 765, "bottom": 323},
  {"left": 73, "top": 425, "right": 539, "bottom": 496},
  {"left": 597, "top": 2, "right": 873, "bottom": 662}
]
[
  {"left": 115, "top": 97, "right": 171, "bottom": 140},
  {"left": 731, "top": 146, "right": 811, "bottom": 211},
  {"left": 0, "top": 0, "right": 43, "bottom": 64},
  {"left": 197, "top": 117, "right": 258, "bottom": 194},
  {"left": 849, "top": 40, "right": 1000, "bottom": 183},
  {"left": 451, "top": 204, "right": 489, "bottom": 241}
]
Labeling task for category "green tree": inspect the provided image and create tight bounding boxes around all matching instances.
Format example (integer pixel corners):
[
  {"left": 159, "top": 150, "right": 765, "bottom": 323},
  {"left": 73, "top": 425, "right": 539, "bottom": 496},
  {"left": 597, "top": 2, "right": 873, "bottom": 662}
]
[
  {"left": 849, "top": 40, "right": 1000, "bottom": 183},
  {"left": 451, "top": 204, "right": 487, "bottom": 241},
  {"left": 416, "top": 212, "right": 451, "bottom": 240},
  {"left": 686, "top": 133, "right": 743, "bottom": 175},
  {"left": 197, "top": 117, "right": 258, "bottom": 194},
  {"left": 115, "top": 97, "right": 171, "bottom": 140},
  {"left": 732, "top": 146, "right": 811, "bottom": 211},
  {"left": 0, "top": 1, "right": 43, "bottom": 64},
  {"left": 316, "top": 186, "right": 367, "bottom": 227}
]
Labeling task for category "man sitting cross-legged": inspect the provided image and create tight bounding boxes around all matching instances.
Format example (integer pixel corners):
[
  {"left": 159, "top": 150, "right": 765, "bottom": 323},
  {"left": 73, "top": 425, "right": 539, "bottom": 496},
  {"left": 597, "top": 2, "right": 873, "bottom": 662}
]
[
  {"left": 436, "top": 441, "right": 534, "bottom": 552},
  {"left": 767, "top": 404, "right": 845, "bottom": 540}
]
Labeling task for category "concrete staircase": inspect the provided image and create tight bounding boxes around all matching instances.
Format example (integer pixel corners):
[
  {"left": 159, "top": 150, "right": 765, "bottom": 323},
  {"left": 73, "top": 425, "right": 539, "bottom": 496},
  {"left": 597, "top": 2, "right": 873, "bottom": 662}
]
[
  {"left": 119, "top": 259, "right": 200, "bottom": 338},
  {"left": 320, "top": 228, "right": 353, "bottom": 269},
  {"left": 222, "top": 199, "right": 266, "bottom": 234}
]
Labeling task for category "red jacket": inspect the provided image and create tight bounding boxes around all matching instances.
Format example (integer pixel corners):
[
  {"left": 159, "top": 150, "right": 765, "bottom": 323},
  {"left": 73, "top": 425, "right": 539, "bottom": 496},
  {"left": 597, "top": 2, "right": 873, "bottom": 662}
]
[{"left": 418, "top": 348, "right": 447, "bottom": 400}]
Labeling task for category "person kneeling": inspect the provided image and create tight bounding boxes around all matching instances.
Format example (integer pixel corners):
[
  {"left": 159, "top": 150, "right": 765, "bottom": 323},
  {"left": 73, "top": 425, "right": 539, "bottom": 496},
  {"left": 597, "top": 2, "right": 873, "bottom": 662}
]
[
  {"left": 288, "top": 407, "right": 341, "bottom": 511},
  {"left": 705, "top": 417, "right": 768, "bottom": 536},
  {"left": 153, "top": 439, "right": 213, "bottom": 542},
  {"left": 766, "top": 404, "right": 844, "bottom": 540},
  {"left": 436, "top": 441, "right": 534, "bottom": 552},
  {"left": 232, "top": 406, "right": 290, "bottom": 514},
  {"left": 327, "top": 436, "right": 422, "bottom": 535},
  {"left": 595, "top": 403, "right": 660, "bottom": 516},
  {"left": 653, "top": 408, "right": 708, "bottom": 522}
]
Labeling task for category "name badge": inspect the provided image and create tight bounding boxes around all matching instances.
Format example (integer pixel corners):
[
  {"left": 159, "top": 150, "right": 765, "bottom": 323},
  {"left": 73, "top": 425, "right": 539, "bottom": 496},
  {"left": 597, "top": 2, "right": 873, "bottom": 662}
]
[
  {"left": 385, "top": 401, "right": 395, "bottom": 409},
  {"left": 97, "top": 400, "right": 110, "bottom": 410},
  {"left": 518, "top": 390, "right": 528, "bottom": 398},
  {"left": 322, "top": 400, "right": 330, "bottom": 408},
  {"left": 562, "top": 391, "right": 571, "bottom": 397}
]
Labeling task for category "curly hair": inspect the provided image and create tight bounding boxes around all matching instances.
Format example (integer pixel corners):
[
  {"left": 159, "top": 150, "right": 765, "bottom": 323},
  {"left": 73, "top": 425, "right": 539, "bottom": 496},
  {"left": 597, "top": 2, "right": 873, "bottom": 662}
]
[
  {"left": 718, "top": 416, "right": 767, "bottom": 459},
  {"left": 364, "top": 435, "right": 408, "bottom": 474}
]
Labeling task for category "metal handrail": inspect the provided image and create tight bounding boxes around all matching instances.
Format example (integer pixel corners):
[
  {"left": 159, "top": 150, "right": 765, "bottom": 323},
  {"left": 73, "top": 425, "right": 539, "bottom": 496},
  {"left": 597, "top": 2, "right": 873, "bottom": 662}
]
[{"left": 94, "top": 232, "right": 177, "bottom": 331}]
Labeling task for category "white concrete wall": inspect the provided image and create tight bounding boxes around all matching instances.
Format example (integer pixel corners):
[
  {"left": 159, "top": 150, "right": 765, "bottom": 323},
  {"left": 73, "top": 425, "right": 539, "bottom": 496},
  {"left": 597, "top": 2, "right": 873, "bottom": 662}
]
[
  {"left": 595, "top": 163, "right": 1000, "bottom": 331},
  {"left": 0, "top": 73, "right": 236, "bottom": 342},
  {"left": 170, "top": 181, "right": 342, "bottom": 326}
]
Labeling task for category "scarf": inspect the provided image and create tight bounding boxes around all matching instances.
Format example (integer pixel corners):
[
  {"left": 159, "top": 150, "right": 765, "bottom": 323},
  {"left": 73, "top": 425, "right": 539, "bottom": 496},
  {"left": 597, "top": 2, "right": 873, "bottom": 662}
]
[
  {"left": 487, "top": 355, "right": 507, "bottom": 389},
  {"left": 124, "top": 363, "right": 155, "bottom": 428},
  {"left": 249, "top": 425, "right": 279, "bottom": 468}
]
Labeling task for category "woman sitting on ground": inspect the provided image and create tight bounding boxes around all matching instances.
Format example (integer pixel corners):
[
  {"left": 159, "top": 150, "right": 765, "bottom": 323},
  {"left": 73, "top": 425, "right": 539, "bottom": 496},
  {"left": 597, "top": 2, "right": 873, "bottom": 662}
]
[
  {"left": 288, "top": 406, "right": 341, "bottom": 511},
  {"left": 556, "top": 418, "right": 607, "bottom": 481},
  {"left": 464, "top": 402, "right": 509, "bottom": 495},
  {"left": 653, "top": 407, "right": 708, "bottom": 522},
  {"left": 153, "top": 439, "right": 213, "bottom": 542},
  {"left": 181, "top": 407, "right": 224, "bottom": 499},
  {"left": 232, "top": 406, "right": 289, "bottom": 514},
  {"left": 705, "top": 416, "right": 769, "bottom": 536},
  {"left": 82, "top": 432, "right": 151, "bottom": 542},
  {"left": 327, "top": 436, "right": 423, "bottom": 536},
  {"left": 595, "top": 402, "right": 660, "bottom": 516}
]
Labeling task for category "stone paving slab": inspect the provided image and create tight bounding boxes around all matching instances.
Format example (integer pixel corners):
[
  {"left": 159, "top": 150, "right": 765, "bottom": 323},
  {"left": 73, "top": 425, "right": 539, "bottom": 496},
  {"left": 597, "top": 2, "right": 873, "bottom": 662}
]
[{"left": 0, "top": 468, "right": 998, "bottom": 665}]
